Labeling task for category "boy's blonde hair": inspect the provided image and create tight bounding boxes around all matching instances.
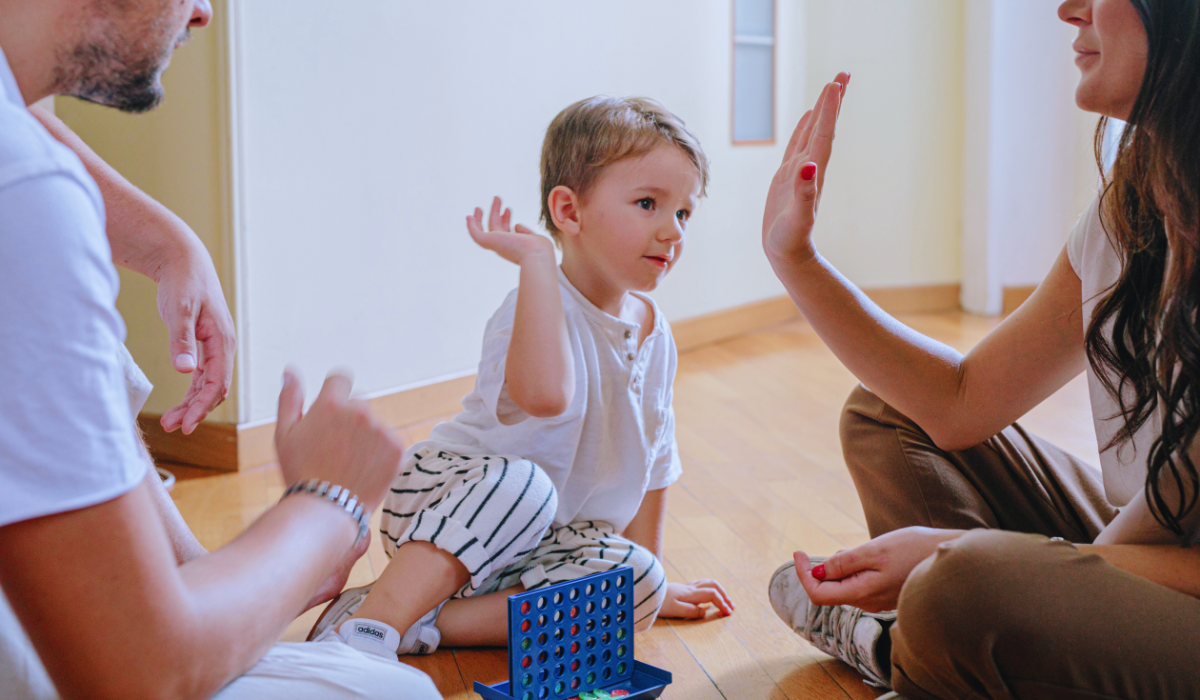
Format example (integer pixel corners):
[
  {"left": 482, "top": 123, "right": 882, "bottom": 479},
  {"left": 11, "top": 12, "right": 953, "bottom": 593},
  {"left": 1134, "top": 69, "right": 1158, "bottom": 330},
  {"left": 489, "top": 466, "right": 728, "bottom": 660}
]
[{"left": 539, "top": 96, "right": 709, "bottom": 241}]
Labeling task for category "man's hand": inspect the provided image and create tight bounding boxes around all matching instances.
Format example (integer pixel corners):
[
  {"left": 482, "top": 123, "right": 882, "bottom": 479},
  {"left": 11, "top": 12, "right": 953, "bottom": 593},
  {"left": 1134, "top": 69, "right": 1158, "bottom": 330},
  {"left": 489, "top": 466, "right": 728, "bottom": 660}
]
[
  {"left": 28, "top": 104, "right": 236, "bottom": 434},
  {"left": 156, "top": 243, "right": 236, "bottom": 434},
  {"left": 659, "top": 580, "right": 735, "bottom": 619},
  {"left": 792, "top": 527, "right": 965, "bottom": 613},
  {"left": 466, "top": 196, "right": 555, "bottom": 266},
  {"left": 275, "top": 370, "right": 404, "bottom": 512}
]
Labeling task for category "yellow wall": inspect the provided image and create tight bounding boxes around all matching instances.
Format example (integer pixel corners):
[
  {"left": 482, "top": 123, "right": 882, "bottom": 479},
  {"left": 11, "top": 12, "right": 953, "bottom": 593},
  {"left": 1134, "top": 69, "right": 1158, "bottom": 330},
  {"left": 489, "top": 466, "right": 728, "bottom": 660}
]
[
  {"left": 804, "top": 0, "right": 966, "bottom": 287},
  {"left": 57, "top": 5, "right": 234, "bottom": 422}
]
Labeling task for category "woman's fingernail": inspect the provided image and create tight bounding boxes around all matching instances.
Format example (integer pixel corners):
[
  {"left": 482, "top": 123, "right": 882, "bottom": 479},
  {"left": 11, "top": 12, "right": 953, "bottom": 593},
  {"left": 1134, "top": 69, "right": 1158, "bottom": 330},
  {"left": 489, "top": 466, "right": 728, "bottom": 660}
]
[
  {"left": 812, "top": 564, "right": 827, "bottom": 580},
  {"left": 801, "top": 163, "right": 818, "bottom": 181}
]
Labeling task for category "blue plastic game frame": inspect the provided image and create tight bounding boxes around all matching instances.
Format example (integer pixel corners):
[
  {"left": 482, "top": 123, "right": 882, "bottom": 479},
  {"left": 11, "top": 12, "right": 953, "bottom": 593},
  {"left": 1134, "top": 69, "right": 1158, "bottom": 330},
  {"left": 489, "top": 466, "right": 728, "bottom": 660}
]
[{"left": 474, "top": 566, "right": 672, "bottom": 700}]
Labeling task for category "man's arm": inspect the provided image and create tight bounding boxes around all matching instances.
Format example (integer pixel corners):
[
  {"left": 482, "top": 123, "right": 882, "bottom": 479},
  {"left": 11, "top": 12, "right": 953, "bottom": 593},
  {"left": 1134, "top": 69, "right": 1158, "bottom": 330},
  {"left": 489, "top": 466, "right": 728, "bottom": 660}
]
[
  {"left": 0, "top": 482, "right": 353, "bottom": 700},
  {"left": 0, "top": 373, "right": 405, "bottom": 700},
  {"left": 30, "top": 105, "right": 236, "bottom": 435}
]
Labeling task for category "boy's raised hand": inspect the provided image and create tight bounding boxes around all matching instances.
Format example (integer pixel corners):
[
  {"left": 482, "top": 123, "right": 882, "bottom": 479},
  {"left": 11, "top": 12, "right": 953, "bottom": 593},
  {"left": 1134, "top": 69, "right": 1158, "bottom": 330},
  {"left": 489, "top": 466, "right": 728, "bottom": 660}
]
[
  {"left": 762, "top": 72, "right": 850, "bottom": 266},
  {"left": 467, "top": 196, "right": 555, "bottom": 266}
]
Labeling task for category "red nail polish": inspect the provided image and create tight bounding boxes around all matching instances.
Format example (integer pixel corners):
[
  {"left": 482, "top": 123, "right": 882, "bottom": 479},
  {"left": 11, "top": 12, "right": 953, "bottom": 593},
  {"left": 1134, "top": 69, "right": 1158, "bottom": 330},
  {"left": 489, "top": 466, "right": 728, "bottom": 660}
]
[
  {"left": 812, "top": 564, "right": 826, "bottom": 580},
  {"left": 801, "top": 163, "right": 817, "bottom": 181}
]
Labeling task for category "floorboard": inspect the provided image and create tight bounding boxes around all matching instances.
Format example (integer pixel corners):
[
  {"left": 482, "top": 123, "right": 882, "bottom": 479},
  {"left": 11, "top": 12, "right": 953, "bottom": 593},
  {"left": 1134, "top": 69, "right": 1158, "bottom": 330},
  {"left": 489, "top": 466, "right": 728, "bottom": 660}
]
[{"left": 169, "top": 312, "right": 1096, "bottom": 699}]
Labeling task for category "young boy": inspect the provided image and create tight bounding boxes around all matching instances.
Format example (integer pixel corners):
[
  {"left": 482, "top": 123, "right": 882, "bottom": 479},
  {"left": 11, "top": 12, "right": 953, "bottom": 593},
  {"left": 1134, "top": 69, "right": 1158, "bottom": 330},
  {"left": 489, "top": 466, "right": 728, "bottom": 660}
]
[{"left": 309, "top": 97, "right": 734, "bottom": 657}]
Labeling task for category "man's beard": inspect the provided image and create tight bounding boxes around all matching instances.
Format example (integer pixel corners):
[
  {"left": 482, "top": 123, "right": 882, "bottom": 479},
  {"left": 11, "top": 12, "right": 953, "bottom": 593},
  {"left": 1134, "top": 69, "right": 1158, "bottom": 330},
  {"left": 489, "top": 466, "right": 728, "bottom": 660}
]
[{"left": 53, "top": 27, "right": 189, "bottom": 114}]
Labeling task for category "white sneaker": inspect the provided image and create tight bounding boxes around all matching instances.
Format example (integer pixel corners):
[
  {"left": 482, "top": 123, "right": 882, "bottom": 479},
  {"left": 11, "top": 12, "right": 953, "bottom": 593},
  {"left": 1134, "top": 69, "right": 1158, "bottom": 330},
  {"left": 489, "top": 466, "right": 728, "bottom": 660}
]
[
  {"left": 768, "top": 559, "right": 896, "bottom": 689},
  {"left": 309, "top": 584, "right": 445, "bottom": 656}
]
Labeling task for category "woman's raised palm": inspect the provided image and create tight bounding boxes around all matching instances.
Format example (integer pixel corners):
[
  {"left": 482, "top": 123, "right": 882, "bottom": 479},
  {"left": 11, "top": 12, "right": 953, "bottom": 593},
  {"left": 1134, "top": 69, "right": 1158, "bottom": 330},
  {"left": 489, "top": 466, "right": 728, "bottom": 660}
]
[{"left": 762, "top": 73, "right": 850, "bottom": 264}]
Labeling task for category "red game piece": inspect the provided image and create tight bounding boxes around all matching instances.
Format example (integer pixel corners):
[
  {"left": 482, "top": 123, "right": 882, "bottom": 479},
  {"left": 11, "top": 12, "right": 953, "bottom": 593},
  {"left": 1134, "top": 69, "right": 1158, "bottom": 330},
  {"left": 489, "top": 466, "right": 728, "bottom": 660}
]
[{"left": 610, "top": 691, "right": 630, "bottom": 697}]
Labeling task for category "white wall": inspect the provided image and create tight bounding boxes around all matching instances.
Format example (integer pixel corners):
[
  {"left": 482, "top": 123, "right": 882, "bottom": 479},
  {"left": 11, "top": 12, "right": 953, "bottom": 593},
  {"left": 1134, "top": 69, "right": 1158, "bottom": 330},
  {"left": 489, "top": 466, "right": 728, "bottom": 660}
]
[
  {"left": 230, "top": 0, "right": 806, "bottom": 423},
  {"left": 230, "top": 0, "right": 972, "bottom": 423},
  {"left": 961, "top": 0, "right": 1099, "bottom": 314},
  {"left": 804, "top": 0, "right": 966, "bottom": 288}
]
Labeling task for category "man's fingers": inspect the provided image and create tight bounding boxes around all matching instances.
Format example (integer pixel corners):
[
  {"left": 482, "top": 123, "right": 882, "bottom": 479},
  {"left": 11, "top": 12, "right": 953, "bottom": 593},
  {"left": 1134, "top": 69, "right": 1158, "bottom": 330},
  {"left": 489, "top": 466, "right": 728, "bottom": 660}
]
[
  {"left": 275, "top": 369, "right": 305, "bottom": 443},
  {"left": 167, "top": 302, "right": 199, "bottom": 373},
  {"left": 160, "top": 374, "right": 204, "bottom": 432},
  {"left": 501, "top": 208, "right": 512, "bottom": 232},
  {"left": 179, "top": 372, "right": 231, "bottom": 435},
  {"left": 314, "top": 372, "right": 354, "bottom": 408},
  {"left": 514, "top": 224, "right": 535, "bottom": 235}
]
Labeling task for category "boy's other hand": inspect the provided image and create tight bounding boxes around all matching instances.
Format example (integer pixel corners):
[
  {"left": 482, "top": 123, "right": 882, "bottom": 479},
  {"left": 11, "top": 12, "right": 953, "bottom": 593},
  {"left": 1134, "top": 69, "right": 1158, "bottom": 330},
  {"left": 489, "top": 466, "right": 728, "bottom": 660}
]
[
  {"left": 660, "top": 579, "right": 735, "bottom": 619},
  {"left": 467, "top": 196, "right": 555, "bottom": 266},
  {"left": 274, "top": 369, "right": 404, "bottom": 513},
  {"left": 762, "top": 72, "right": 850, "bottom": 267}
]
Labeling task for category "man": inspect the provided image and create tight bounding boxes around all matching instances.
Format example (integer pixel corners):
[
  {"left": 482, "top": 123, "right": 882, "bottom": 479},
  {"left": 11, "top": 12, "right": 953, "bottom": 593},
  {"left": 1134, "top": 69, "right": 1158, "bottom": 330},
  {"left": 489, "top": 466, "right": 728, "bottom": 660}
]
[{"left": 0, "top": 2, "right": 441, "bottom": 698}]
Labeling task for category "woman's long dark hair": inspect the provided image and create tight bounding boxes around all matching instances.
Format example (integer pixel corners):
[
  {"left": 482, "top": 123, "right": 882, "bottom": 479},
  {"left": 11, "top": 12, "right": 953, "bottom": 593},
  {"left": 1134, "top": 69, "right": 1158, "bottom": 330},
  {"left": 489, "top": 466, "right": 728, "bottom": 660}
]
[{"left": 1088, "top": 0, "right": 1200, "bottom": 536}]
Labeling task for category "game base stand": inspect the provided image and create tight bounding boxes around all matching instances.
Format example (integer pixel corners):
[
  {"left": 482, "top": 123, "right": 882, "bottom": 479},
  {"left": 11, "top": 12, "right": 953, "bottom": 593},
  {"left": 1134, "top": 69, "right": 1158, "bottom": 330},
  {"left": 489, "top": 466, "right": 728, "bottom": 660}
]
[{"left": 474, "top": 566, "right": 672, "bottom": 700}]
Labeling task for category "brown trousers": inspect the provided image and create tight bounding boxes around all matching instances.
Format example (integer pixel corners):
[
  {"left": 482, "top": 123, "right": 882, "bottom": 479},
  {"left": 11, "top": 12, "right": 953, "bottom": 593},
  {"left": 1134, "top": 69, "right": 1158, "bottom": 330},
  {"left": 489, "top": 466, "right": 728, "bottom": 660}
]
[{"left": 840, "top": 385, "right": 1200, "bottom": 700}]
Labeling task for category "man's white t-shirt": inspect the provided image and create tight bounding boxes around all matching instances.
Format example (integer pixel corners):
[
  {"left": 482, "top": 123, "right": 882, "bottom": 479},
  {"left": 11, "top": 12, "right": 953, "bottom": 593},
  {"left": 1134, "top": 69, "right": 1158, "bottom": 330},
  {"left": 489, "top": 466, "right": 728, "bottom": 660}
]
[
  {"left": 0, "top": 46, "right": 146, "bottom": 699},
  {"left": 418, "top": 269, "right": 683, "bottom": 533},
  {"left": 1066, "top": 197, "right": 1156, "bottom": 507}
]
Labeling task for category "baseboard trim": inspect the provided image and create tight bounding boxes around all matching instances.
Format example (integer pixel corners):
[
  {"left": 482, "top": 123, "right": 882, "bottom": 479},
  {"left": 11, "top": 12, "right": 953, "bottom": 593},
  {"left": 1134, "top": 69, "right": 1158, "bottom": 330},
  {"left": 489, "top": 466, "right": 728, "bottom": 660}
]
[
  {"left": 144, "top": 283, "right": 962, "bottom": 471},
  {"left": 138, "top": 415, "right": 239, "bottom": 471},
  {"left": 671, "top": 296, "right": 801, "bottom": 352},
  {"left": 865, "top": 283, "right": 961, "bottom": 314}
]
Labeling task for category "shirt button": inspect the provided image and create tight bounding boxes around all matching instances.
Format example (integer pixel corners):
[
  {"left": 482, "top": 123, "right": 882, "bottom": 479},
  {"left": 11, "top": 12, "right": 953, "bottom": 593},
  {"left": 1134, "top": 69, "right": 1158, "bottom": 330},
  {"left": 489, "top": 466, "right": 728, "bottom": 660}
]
[
  {"left": 627, "top": 352, "right": 635, "bottom": 361},
  {"left": 624, "top": 330, "right": 632, "bottom": 340}
]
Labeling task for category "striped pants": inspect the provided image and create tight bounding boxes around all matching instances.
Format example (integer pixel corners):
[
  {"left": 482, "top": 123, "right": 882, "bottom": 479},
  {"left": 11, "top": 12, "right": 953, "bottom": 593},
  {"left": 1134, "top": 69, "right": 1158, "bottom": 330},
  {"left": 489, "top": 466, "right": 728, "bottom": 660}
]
[{"left": 380, "top": 449, "right": 668, "bottom": 629}]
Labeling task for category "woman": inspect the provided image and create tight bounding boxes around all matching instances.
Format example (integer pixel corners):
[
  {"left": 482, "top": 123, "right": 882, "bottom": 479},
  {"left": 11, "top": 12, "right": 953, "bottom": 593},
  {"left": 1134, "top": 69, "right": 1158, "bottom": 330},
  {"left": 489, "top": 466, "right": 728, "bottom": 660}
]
[{"left": 764, "top": 0, "right": 1200, "bottom": 698}]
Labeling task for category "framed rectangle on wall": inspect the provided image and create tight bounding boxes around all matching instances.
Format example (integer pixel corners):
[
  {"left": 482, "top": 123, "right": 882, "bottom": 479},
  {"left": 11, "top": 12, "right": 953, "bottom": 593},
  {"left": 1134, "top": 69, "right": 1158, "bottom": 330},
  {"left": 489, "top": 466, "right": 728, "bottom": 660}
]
[{"left": 732, "top": 0, "right": 776, "bottom": 144}]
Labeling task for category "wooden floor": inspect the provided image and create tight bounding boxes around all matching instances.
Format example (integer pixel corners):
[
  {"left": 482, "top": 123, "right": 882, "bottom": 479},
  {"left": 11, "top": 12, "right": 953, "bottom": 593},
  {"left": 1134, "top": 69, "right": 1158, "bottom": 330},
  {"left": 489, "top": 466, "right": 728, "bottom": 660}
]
[{"left": 169, "top": 312, "right": 1099, "bottom": 700}]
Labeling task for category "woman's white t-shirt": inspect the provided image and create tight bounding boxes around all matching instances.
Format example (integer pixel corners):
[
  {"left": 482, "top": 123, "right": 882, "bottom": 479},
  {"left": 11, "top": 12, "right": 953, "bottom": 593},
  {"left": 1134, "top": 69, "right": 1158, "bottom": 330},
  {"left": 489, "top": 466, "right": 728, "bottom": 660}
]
[
  {"left": 415, "top": 269, "right": 683, "bottom": 532},
  {"left": 1066, "top": 197, "right": 1157, "bottom": 506}
]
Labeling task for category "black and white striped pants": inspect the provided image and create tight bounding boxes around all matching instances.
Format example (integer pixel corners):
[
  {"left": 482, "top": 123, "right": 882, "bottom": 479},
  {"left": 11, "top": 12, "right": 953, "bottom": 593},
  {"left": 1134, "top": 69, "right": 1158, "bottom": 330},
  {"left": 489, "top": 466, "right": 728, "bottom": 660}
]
[{"left": 381, "top": 449, "right": 668, "bottom": 629}]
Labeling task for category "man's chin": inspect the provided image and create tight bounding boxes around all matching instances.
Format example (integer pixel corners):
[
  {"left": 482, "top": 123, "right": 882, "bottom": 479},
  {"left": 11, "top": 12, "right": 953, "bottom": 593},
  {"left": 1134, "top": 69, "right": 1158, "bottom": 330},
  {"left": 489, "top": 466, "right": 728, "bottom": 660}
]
[
  {"left": 76, "top": 87, "right": 163, "bottom": 114},
  {"left": 72, "top": 69, "right": 165, "bottom": 113}
]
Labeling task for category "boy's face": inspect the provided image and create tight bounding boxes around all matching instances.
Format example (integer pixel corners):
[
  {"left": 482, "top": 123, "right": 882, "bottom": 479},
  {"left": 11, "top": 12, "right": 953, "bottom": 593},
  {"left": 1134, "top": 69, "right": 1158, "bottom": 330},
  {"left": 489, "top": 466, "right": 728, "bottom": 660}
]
[{"left": 573, "top": 144, "right": 702, "bottom": 292}]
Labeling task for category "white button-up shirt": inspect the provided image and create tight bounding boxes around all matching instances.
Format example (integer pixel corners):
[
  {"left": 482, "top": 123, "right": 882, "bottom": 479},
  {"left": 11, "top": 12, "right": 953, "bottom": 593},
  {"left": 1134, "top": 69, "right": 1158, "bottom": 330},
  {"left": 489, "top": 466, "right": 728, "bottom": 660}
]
[{"left": 418, "top": 269, "right": 682, "bottom": 532}]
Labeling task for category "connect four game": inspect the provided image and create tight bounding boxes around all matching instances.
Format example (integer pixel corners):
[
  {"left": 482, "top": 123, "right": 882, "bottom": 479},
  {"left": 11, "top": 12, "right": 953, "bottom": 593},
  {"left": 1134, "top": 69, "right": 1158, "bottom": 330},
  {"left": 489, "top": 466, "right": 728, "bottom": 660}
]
[{"left": 474, "top": 566, "right": 672, "bottom": 700}]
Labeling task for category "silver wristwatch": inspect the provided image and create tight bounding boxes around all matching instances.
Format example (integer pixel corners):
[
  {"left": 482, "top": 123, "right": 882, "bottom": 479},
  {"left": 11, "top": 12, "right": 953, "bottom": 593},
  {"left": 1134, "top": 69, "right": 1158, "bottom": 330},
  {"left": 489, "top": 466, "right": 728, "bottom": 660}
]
[{"left": 281, "top": 478, "right": 370, "bottom": 546}]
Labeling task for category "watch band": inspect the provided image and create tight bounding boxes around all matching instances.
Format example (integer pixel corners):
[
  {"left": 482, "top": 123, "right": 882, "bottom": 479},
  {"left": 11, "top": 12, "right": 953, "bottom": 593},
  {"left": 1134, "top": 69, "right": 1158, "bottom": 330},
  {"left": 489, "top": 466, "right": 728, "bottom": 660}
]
[{"left": 281, "top": 478, "right": 370, "bottom": 546}]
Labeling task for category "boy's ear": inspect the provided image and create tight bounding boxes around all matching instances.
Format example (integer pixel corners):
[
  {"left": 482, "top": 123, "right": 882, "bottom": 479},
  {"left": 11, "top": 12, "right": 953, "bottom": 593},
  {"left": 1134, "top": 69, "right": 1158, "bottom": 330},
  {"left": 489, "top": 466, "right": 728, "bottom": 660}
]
[{"left": 548, "top": 186, "right": 582, "bottom": 238}]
